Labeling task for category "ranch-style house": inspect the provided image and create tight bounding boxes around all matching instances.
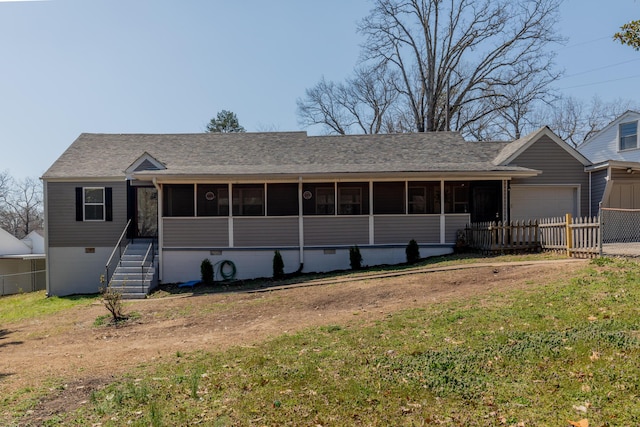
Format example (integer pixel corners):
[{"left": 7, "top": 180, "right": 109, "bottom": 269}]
[{"left": 42, "top": 127, "right": 591, "bottom": 297}]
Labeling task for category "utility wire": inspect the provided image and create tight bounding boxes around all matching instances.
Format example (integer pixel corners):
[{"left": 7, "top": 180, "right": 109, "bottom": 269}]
[
  {"left": 557, "top": 36, "right": 610, "bottom": 50},
  {"left": 559, "top": 73, "right": 640, "bottom": 90},
  {"left": 558, "top": 58, "right": 640, "bottom": 80}
]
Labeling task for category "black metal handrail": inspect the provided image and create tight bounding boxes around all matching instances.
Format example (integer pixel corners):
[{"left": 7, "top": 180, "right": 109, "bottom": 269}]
[
  {"left": 140, "top": 239, "right": 155, "bottom": 294},
  {"left": 104, "top": 219, "right": 132, "bottom": 286}
]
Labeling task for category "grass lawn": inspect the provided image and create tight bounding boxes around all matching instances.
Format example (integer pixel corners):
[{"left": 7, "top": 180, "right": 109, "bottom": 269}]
[
  {"left": 0, "top": 291, "right": 97, "bottom": 324},
  {"left": 57, "top": 257, "right": 640, "bottom": 426}
]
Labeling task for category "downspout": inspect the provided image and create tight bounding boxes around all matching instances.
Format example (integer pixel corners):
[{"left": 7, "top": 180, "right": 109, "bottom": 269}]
[
  {"left": 297, "top": 177, "right": 304, "bottom": 273},
  {"left": 589, "top": 171, "right": 593, "bottom": 218},
  {"left": 440, "top": 180, "right": 445, "bottom": 244},
  {"left": 152, "top": 177, "right": 163, "bottom": 282},
  {"left": 42, "top": 179, "right": 51, "bottom": 296}
]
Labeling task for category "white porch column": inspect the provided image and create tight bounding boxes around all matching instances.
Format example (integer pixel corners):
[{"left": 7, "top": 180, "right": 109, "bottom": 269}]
[
  {"left": 228, "top": 183, "right": 234, "bottom": 247},
  {"left": 440, "top": 180, "right": 446, "bottom": 244},
  {"left": 298, "top": 177, "right": 304, "bottom": 266},
  {"left": 369, "top": 180, "right": 374, "bottom": 245}
]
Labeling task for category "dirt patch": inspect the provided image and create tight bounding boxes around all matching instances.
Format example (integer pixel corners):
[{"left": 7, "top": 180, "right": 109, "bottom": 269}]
[{"left": 0, "top": 260, "right": 588, "bottom": 423}]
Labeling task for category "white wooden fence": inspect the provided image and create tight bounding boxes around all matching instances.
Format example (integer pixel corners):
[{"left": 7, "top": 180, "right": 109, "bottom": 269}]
[{"left": 466, "top": 214, "right": 600, "bottom": 257}]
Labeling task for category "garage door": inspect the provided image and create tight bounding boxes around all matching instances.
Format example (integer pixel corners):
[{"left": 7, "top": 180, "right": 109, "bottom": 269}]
[{"left": 510, "top": 186, "right": 577, "bottom": 221}]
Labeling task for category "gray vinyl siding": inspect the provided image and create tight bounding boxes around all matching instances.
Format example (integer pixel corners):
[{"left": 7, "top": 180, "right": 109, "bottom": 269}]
[
  {"left": 47, "top": 181, "right": 127, "bottom": 247},
  {"left": 374, "top": 216, "right": 440, "bottom": 244},
  {"left": 590, "top": 169, "right": 608, "bottom": 215},
  {"left": 304, "top": 216, "right": 369, "bottom": 246},
  {"left": 163, "top": 217, "right": 229, "bottom": 247},
  {"left": 445, "top": 214, "right": 470, "bottom": 243},
  {"left": 234, "top": 217, "right": 299, "bottom": 247},
  {"left": 508, "top": 136, "right": 589, "bottom": 216}
]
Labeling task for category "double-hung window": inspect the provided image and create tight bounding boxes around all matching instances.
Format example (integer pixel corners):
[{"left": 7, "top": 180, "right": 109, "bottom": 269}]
[
  {"left": 620, "top": 121, "right": 638, "bottom": 151},
  {"left": 76, "top": 186, "right": 112, "bottom": 221},
  {"left": 84, "top": 188, "right": 105, "bottom": 220}
]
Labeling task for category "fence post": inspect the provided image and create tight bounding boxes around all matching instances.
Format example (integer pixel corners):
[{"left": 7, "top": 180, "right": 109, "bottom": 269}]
[
  {"left": 566, "top": 213, "right": 573, "bottom": 257},
  {"left": 598, "top": 212, "right": 603, "bottom": 257}
]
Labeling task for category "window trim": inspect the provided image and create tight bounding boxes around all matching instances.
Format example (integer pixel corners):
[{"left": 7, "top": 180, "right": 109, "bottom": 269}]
[
  {"left": 83, "top": 187, "right": 106, "bottom": 221},
  {"left": 619, "top": 121, "right": 638, "bottom": 151}
]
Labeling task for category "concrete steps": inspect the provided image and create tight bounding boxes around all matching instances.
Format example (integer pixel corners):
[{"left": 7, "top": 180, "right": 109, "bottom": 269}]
[{"left": 108, "top": 240, "right": 157, "bottom": 299}]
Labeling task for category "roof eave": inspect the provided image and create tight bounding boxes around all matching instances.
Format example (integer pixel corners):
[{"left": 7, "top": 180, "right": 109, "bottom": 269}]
[
  {"left": 41, "top": 176, "right": 125, "bottom": 183},
  {"left": 585, "top": 160, "right": 640, "bottom": 172},
  {"left": 133, "top": 169, "right": 540, "bottom": 183}
]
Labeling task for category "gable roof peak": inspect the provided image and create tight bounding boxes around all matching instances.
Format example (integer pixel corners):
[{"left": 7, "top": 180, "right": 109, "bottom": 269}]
[
  {"left": 494, "top": 126, "right": 590, "bottom": 166},
  {"left": 581, "top": 110, "right": 640, "bottom": 147}
]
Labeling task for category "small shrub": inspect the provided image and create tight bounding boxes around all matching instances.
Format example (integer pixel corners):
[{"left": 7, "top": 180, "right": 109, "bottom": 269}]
[
  {"left": 200, "top": 258, "right": 214, "bottom": 285},
  {"left": 273, "top": 250, "right": 285, "bottom": 279},
  {"left": 93, "top": 314, "right": 109, "bottom": 327},
  {"left": 406, "top": 239, "right": 421, "bottom": 264},
  {"left": 100, "top": 286, "right": 126, "bottom": 324},
  {"left": 349, "top": 245, "right": 363, "bottom": 270}
]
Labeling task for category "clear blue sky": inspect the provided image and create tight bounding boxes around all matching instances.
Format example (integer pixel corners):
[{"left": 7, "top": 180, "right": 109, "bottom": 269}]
[{"left": 0, "top": 0, "right": 638, "bottom": 180}]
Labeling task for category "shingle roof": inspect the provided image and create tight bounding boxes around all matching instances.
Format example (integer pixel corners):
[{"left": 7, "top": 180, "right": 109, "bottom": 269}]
[{"left": 42, "top": 131, "right": 534, "bottom": 179}]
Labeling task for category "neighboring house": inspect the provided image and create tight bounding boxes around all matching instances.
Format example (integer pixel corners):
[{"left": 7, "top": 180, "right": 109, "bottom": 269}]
[
  {"left": 42, "top": 127, "right": 589, "bottom": 297},
  {"left": 0, "top": 228, "right": 46, "bottom": 296},
  {"left": 577, "top": 110, "right": 640, "bottom": 213},
  {"left": 22, "top": 230, "right": 45, "bottom": 254}
]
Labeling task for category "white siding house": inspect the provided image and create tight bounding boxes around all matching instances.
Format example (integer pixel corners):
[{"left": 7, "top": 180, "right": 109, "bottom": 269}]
[{"left": 578, "top": 111, "right": 640, "bottom": 211}]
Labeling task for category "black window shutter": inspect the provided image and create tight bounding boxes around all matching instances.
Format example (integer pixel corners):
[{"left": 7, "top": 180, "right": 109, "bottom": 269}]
[
  {"left": 75, "top": 187, "right": 83, "bottom": 221},
  {"left": 105, "top": 187, "right": 113, "bottom": 221}
]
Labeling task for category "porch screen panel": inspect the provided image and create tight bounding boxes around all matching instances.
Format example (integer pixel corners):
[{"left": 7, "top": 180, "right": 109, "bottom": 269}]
[
  {"left": 373, "top": 182, "right": 405, "bottom": 214},
  {"left": 197, "top": 184, "right": 229, "bottom": 216},
  {"left": 444, "top": 182, "right": 470, "bottom": 214},
  {"left": 302, "top": 183, "right": 335, "bottom": 215},
  {"left": 267, "top": 183, "right": 298, "bottom": 216},
  {"left": 408, "top": 182, "right": 440, "bottom": 214},
  {"left": 374, "top": 216, "right": 440, "bottom": 244},
  {"left": 163, "top": 184, "right": 194, "bottom": 217},
  {"left": 232, "top": 184, "right": 264, "bottom": 216},
  {"left": 337, "top": 182, "right": 369, "bottom": 215}
]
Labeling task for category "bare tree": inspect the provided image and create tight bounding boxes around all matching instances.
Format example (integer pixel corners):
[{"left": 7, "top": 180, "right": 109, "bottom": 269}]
[
  {"left": 0, "top": 176, "right": 43, "bottom": 238},
  {"left": 298, "top": 0, "right": 563, "bottom": 137},
  {"left": 359, "top": 0, "right": 563, "bottom": 134},
  {"left": 297, "top": 65, "right": 400, "bottom": 134},
  {"left": 0, "top": 171, "right": 11, "bottom": 202},
  {"left": 540, "top": 96, "right": 639, "bottom": 147}
]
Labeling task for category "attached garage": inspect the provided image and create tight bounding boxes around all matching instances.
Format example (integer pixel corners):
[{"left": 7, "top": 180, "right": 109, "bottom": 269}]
[{"left": 510, "top": 185, "right": 579, "bottom": 221}]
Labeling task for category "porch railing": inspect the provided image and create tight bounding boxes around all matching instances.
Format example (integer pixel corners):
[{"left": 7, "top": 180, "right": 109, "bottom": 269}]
[{"left": 103, "top": 219, "right": 132, "bottom": 287}]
